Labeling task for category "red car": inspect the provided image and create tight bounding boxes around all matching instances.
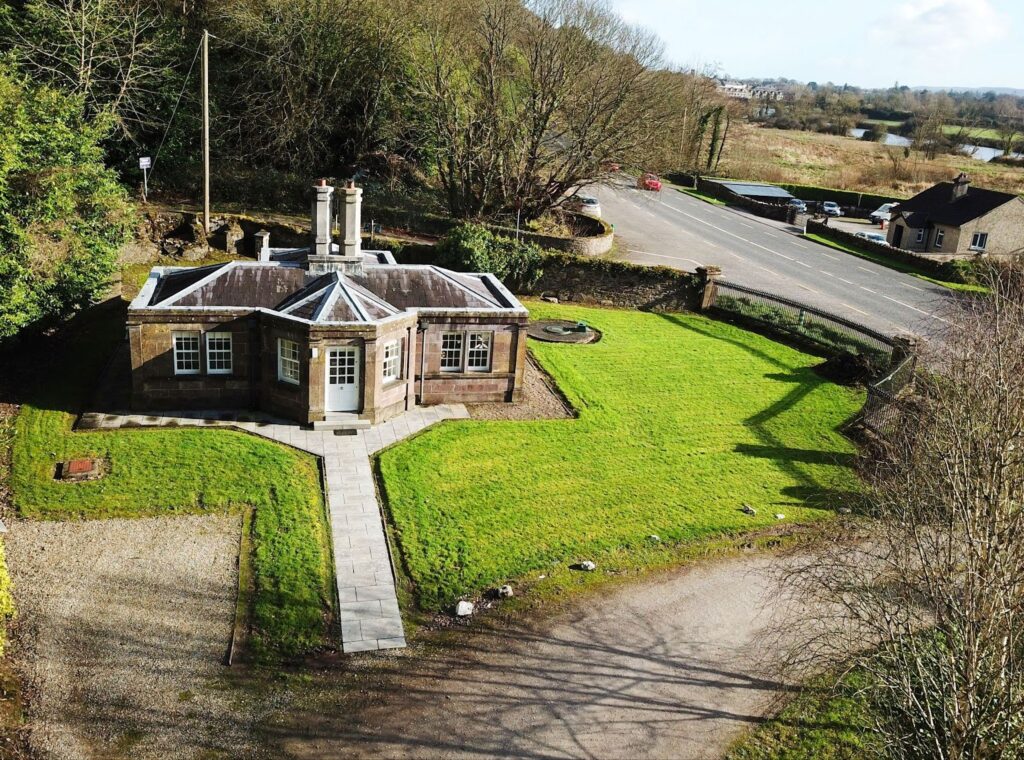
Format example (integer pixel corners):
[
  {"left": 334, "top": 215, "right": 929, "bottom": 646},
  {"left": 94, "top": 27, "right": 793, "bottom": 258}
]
[{"left": 637, "top": 172, "right": 662, "bottom": 192}]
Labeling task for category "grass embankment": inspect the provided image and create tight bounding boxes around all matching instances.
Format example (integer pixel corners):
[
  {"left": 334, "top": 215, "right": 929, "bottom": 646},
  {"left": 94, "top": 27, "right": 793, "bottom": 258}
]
[
  {"left": 726, "top": 670, "right": 877, "bottom": 759},
  {"left": 379, "top": 302, "right": 863, "bottom": 609},
  {"left": 10, "top": 300, "right": 333, "bottom": 660},
  {"left": 677, "top": 187, "right": 727, "bottom": 206},
  {"left": 803, "top": 233, "right": 988, "bottom": 293}
]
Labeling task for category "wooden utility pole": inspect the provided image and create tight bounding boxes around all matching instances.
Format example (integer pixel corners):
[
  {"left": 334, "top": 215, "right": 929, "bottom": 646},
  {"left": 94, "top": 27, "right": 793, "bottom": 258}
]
[{"left": 201, "top": 28, "right": 210, "bottom": 234}]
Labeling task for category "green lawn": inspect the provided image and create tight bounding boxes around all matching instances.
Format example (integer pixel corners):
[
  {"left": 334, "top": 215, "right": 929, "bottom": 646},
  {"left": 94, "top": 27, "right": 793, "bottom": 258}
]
[
  {"left": 726, "top": 670, "right": 877, "bottom": 760},
  {"left": 803, "top": 233, "right": 987, "bottom": 293},
  {"left": 10, "top": 302, "right": 333, "bottom": 660},
  {"left": 378, "top": 303, "right": 863, "bottom": 609},
  {"left": 941, "top": 124, "right": 1004, "bottom": 141}
]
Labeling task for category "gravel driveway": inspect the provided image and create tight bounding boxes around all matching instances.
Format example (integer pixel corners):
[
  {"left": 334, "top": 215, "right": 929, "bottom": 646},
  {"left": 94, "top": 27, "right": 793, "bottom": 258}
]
[
  {"left": 6, "top": 514, "right": 254, "bottom": 759},
  {"left": 271, "top": 552, "right": 796, "bottom": 760}
]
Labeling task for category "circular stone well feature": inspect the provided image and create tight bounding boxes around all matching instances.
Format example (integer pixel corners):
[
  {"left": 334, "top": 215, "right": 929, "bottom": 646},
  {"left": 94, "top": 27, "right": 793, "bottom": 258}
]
[{"left": 527, "top": 319, "right": 601, "bottom": 344}]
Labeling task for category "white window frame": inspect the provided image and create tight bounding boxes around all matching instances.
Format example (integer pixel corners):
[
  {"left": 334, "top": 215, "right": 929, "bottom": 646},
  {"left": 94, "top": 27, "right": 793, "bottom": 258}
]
[
  {"left": 382, "top": 339, "right": 401, "bottom": 383},
  {"left": 971, "top": 232, "right": 988, "bottom": 251},
  {"left": 172, "top": 331, "right": 201, "bottom": 376},
  {"left": 205, "top": 331, "right": 233, "bottom": 375},
  {"left": 440, "top": 332, "right": 463, "bottom": 372},
  {"left": 466, "top": 331, "right": 493, "bottom": 372},
  {"left": 934, "top": 229, "right": 944, "bottom": 250},
  {"left": 915, "top": 228, "right": 925, "bottom": 244},
  {"left": 277, "top": 338, "right": 301, "bottom": 385}
]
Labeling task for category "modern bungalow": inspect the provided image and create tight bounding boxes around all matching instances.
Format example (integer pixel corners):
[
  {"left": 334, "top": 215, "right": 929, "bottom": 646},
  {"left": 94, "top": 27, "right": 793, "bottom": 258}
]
[
  {"left": 886, "top": 173, "right": 1024, "bottom": 259},
  {"left": 127, "top": 180, "right": 529, "bottom": 427}
]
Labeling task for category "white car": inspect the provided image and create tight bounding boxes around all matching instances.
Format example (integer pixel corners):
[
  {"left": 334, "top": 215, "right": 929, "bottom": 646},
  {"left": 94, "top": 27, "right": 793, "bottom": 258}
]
[
  {"left": 821, "top": 201, "right": 842, "bottom": 217},
  {"left": 855, "top": 231, "right": 888, "bottom": 245},
  {"left": 869, "top": 203, "right": 897, "bottom": 224},
  {"left": 568, "top": 195, "right": 602, "bottom": 218}
]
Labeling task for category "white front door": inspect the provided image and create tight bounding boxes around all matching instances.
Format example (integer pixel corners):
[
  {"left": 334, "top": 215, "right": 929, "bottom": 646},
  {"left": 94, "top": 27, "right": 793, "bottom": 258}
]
[{"left": 325, "top": 346, "right": 361, "bottom": 412}]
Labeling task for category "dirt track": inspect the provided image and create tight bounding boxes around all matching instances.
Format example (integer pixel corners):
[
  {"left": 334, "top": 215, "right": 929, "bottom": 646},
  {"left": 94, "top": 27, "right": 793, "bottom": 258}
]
[{"left": 271, "top": 553, "right": 796, "bottom": 760}]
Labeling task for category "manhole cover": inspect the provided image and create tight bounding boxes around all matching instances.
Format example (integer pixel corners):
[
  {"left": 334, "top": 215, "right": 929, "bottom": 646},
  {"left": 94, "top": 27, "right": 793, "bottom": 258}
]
[
  {"left": 527, "top": 319, "right": 602, "bottom": 344},
  {"left": 57, "top": 458, "right": 106, "bottom": 482}
]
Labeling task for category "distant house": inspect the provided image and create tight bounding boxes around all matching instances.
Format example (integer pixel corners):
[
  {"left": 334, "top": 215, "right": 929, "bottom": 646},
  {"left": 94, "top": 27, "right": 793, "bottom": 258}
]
[
  {"left": 717, "top": 81, "right": 752, "bottom": 100},
  {"left": 127, "top": 180, "right": 528, "bottom": 427},
  {"left": 887, "top": 173, "right": 1024, "bottom": 259}
]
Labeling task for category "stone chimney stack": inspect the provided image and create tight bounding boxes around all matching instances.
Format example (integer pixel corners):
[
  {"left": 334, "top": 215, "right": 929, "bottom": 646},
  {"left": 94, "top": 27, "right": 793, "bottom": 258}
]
[
  {"left": 336, "top": 180, "right": 363, "bottom": 259},
  {"left": 255, "top": 229, "right": 272, "bottom": 262},
  {"left": 952, "top": 172, "right": 970, "bottom": 202},
  {"left": 311, "top": 178, "right": 334, "bottom": 257}
]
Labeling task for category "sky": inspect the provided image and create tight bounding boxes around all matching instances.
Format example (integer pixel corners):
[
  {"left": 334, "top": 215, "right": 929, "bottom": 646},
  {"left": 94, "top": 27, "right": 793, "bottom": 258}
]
[{"left": 607, "top": 0, "right": 1024, "bottom": 90}]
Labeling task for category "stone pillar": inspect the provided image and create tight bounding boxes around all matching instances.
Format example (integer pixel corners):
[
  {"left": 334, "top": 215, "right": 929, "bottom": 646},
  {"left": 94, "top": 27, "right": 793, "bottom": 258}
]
[
  {"left": 337, "top": 180, "right": 362, "bottom": 259},
  {"left": 311, "top": 179, "right": 334, "bottom": 257},
  {"left": 254, "top": 230, "right": 271, "bottom": 262},
  {"left": 695, "top": 265, "right": 722, "bottom": 311},
  {"left": 889, "top": 334, "right": 920, "bottom": 371}
]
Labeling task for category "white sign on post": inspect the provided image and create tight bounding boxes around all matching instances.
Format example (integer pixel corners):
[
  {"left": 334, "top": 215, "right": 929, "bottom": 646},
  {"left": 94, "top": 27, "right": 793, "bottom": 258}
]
[{"left": 139, "top": 156, "right": 151, "bottom": 202}]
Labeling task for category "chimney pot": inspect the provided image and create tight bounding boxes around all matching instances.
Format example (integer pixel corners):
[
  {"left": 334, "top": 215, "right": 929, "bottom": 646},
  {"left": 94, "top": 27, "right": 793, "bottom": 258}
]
[{"left": 316, "top": 178, "right": 328, "bottom": 187}]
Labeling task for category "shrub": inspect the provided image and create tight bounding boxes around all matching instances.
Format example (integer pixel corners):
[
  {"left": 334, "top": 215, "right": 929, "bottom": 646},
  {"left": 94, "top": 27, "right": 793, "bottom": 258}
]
[
  {"left": 435, "top": 222, "right": 544, "bottom": 290},
  {"left": 0, "top": 61, "right": 135, "bottom": 340}
]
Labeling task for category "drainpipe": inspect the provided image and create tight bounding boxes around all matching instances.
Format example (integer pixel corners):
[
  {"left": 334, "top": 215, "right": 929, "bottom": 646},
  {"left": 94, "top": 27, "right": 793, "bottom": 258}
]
[{"left": 418, "top": 325, "right": 427, "bottom": 405}]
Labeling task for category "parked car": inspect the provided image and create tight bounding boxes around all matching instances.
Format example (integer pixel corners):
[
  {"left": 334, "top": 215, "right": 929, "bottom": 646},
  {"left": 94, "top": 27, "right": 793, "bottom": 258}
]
[
  {"left": 855, "top": 231, "right": 889, "bottom": 245},
  {"left": 637, "top": 173, "right": 662, "bottom": 192},
  {"left": 787, "top": 198, "right": 807, "bottom": 213},
  {"left": 869, "top": 202, "right": 897, "bottom": 224},
  {"left": 566, "top": 195, "right": 602, "bottom": 218},
  {"left": 821, "top": 201, "right": 842, "bottom": 216}
]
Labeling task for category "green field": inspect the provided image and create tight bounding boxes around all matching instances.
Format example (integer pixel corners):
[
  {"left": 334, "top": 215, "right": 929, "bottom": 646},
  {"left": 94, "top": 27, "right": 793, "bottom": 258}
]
[
  {"left": 942, "top": 124, "right": 1004, "bottom": 141},
  {"left": 10, "top": 302, "right": 333, "bottom": 660},
  {"left": 378, "top": 303, "right": 863, "bottom": 608}
]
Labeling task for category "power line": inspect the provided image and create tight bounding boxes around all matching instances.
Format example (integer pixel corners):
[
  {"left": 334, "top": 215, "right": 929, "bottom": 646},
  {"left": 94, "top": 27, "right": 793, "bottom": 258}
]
[{"left": 149, "top": 37, "right": 203, "bottom": 179}]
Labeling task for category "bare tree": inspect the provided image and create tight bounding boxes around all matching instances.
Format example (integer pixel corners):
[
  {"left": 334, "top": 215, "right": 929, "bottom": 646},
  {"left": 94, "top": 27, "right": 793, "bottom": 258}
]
[
  {"left": 783, "top": 267, "right": 1024, "bottom": 758},
  {"left": 412, "top": 0, "right": 668, "bottom": 219},
  {"left": 3, "top": 0, "right": 180, "bottom": 143}
]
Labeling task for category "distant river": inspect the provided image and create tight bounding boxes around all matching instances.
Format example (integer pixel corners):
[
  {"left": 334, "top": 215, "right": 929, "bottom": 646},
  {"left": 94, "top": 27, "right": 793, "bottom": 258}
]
[{"left": 848, "top": 128, "right": 1022, "bottom": 162}]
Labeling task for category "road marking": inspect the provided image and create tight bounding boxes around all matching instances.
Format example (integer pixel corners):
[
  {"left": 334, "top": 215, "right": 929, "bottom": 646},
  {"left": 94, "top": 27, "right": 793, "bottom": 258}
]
[
  {"left": 738, "top": 221, "right": 753, "bottom": 228},
  {"left": 860, "top": 286, "right": 877, "bottom": 294},
  {"left": 880, "top": 295, "right": 950, "bottom": 323},
  {"left": 795, "top": 260, "right": 813, "bottom": 268},
  {"left": 840, "top": 302, "right": 871, "bottom": 316},
  {"left": 899, "top": 281, "right": 924, "bottom": 292},
  {"left": 857, "top": 266, "right": 873, "bottom": 273},
  {"left": 629, "top": 250, "right": 705, "bottom": 267},
  {"left": 837, "top": 277, "right": 854, "bottom": 285},
  {"left": 799, "top": 285, "right": 822, "bottom": 295}
]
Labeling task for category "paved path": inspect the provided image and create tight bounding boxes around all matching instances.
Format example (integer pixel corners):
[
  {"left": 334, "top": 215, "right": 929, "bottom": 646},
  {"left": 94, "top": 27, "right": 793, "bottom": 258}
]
[
  {"left": 82, "top": 404, "right": 469, "bottom": 653},
  {"left": 274, "top": 552, "right": 801, "bottom": 759},
  {"left": 595, "top": 180, "right": 956, "bottom": 338}
]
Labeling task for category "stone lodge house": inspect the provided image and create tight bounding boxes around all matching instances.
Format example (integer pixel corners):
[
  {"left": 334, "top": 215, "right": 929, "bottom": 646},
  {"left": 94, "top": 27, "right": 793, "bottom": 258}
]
[
  {"left": 886, "top": 173, "right": 1024, "bottom": 259},
  {"left": 128, "top": 180, "right": 529, "bottom": 427}
]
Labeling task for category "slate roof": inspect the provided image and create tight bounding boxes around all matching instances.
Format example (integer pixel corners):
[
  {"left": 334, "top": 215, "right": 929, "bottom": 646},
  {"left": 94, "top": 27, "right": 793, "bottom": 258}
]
[
  {"left": 134, "top": 261, "right": 522, "bottom": 325},
  {"left": 711, "top": 180, "right": 795, "bottom": 200},
  {"left": 895, "top": 182, "right": 1019, "bottom": 227}
]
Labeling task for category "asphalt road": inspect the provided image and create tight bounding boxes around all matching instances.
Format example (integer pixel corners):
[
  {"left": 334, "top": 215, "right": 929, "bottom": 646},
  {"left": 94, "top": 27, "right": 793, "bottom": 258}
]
[
  {"left": 594, "top": 181, "right": 957, "bottom": 337},
  {"left": 277, "top": 554, "right": 800, "bottom": 760}
]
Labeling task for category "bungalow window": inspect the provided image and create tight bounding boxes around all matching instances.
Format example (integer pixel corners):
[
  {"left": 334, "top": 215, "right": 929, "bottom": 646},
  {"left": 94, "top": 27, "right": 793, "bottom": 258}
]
[
  {"left": 172, "top": 332, "right": 201, "bottom": 375},
  {"left": 466, "top": 332, "right": 492, "bottom": 372},
  {"left": 934, "top": 229, "right": 944, "bottom": 250},
  {"left": 382, "top": 340, "right": 401, "bottom": 382},
  {"left": 441, "top": 332, "right": 463, "bottom": 372},
  {"left": 277, "top": 338, "right": 301, "bottom": 385},
  {"left": 206, "top": 332, "right": 233, "bottom": 375},
  {"left": 971, "top": 232, "right": 989, "bottom": 251},
  {"left": 915, "top": 228, "right": 925, "bottom": 244}
]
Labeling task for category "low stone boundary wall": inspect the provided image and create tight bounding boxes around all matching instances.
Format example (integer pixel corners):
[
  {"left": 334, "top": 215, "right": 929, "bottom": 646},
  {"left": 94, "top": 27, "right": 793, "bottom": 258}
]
[
  {"left": 806, "top": 220, "right": 958, "bottom": 275},
  {"left": 523, "top": 253, "right": 703, "bottom": 312}
]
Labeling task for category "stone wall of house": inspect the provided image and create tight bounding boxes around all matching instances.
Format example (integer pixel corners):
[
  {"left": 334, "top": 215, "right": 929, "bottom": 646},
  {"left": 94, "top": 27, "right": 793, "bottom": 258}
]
[
  {"left": 525, "top": 253, "right": 702, "bottom": 312},
  {"left": 956, "top": 198, "right": 1024, "bottom": 257},
  {"left": 128, "top": 311, "right": 257, "bottom": 410},
  {"left": 415, "top": 314, "right": 528, "bottom": 404}
]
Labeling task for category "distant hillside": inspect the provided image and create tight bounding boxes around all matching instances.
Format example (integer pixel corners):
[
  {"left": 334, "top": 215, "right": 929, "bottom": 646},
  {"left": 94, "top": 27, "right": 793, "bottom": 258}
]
[{"left": 912, "top": 86, "right": 1024, "bottom": 96}]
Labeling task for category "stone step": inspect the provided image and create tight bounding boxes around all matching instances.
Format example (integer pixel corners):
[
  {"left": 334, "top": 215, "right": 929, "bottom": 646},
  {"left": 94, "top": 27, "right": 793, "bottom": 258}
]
[{"left": 312, "top": 414, "right": 372, "bottom": 431}]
